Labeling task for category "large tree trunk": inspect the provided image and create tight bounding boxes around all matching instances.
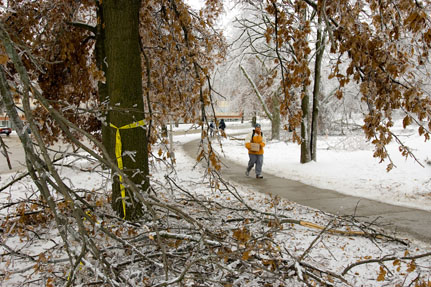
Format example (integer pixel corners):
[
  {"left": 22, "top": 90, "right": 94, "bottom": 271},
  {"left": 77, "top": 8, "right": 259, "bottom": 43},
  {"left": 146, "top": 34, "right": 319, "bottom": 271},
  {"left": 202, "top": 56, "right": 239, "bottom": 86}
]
[
  {"left": 300, "top": 9, "right": 311, "bottom": 164},
  {"left": 310, "top": 13, "right": 325, "bottom": 161},
  {"left": 104, "top": 0, "right": 148, "bottom": 220}
]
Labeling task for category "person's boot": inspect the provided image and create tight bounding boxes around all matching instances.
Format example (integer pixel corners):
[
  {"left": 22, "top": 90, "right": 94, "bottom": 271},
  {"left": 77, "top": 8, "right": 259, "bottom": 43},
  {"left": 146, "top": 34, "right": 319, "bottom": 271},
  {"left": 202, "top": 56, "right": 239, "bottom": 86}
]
[{"left": 256, "top": 174, "right": 263, "bottom": 179}]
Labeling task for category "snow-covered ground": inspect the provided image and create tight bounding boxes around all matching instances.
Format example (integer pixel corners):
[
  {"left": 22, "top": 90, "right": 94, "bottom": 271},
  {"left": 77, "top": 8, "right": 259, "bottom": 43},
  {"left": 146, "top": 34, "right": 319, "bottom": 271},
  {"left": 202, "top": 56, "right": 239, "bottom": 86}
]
[
  {"left": 173, "top": 119, "right": 431, "bottom": 212},
  {"left": 0, "top": 119, "right": 430, "bottom": 286},
  {"left": 3, "top": 118, "right": 429, "bottom": 213}
]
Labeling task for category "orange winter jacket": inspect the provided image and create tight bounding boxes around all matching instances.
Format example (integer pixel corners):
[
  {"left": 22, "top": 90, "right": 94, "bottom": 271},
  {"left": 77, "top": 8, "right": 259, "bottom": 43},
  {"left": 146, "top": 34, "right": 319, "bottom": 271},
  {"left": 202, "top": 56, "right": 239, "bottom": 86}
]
[{"left": 245, "top": 130, "right": 266, "bottom": 155}]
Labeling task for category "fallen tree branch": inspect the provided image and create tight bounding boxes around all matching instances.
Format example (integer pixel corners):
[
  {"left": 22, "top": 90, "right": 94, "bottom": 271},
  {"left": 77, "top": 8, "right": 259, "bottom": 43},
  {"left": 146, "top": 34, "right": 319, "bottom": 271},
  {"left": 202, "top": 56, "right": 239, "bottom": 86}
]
[
  {"left": 0, "top": 172, "right": 30, "bottom": 192},
  {"left": 0, "top": 136, "right": 12, "bottom": 169},
  {"left": 342, "top": 252, "right": 431, "bottom": 275}
]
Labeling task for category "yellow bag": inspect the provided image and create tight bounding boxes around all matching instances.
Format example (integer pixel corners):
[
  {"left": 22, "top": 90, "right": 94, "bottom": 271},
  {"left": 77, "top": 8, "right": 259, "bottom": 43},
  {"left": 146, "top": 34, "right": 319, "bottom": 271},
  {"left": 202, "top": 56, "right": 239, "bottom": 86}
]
[{"left": 250, "top": 142, "right": 260, "bottom": 152}]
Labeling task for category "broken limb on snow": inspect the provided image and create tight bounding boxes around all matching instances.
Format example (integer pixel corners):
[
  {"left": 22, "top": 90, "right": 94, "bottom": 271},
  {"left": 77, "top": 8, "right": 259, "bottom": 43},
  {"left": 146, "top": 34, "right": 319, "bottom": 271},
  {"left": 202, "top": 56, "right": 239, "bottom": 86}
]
[{"left": 1, "top": 144, "right": 430, "bottom": 286}]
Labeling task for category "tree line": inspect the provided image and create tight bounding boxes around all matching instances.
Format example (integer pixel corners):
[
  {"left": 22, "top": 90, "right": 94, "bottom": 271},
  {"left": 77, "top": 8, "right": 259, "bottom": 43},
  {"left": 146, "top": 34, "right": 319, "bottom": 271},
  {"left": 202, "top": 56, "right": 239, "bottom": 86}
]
[{"left": 224, "top": 0, "right": 431, "bottom": 166}]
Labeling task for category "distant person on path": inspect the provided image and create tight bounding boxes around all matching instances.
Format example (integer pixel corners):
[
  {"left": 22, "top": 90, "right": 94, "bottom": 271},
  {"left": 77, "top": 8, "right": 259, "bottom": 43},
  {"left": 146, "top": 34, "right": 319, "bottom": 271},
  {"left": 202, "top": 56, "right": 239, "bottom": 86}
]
[
  {"left": 209, "top": 121, "right": 215, "bottom": 137},
  {"left": 219, "top": 119, "right": 226, "bottom": 131},
  {"left": 245, "top": 123, "right": 266, "bottom": 178}
]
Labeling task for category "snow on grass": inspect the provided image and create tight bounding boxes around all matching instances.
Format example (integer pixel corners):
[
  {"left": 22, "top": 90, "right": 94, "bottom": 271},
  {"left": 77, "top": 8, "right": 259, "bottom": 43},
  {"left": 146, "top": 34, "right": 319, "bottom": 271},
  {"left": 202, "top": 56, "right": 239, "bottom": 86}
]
[
  {"left": 0, "top": 121, "right": 429, "bottom": 286},
  {"left": 212, "top": 120, "right": 431, "bottom": 212}
]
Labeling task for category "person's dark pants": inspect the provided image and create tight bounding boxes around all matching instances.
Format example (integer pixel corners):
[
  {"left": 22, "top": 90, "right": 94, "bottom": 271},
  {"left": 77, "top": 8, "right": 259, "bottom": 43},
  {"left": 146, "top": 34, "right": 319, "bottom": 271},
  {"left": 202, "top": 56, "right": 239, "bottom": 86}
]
[{"left": 247, "top": 154, "right": 263, "bottom": 175}]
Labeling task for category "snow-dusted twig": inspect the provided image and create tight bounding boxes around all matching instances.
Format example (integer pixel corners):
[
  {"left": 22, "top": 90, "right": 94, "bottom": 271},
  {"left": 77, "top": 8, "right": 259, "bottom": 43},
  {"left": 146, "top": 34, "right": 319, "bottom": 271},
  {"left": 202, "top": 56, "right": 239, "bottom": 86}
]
[
  {"left": 298, "top": 220, "right": 334, "bottom": 262},
  {"left": 0, "top": 136, "right": 11, "bottom": 170},
  {"left": 342, "top": 251, "right": 431, "bottom": 276}
]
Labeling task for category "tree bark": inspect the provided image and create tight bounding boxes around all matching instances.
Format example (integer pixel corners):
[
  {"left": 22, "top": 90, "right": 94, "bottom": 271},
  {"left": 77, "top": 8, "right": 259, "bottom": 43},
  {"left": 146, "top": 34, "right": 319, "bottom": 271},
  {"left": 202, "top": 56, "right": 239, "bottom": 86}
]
[
  {"left": 300, "top": 10, "right": 311, "bottom": 164},
  {"left": 271, "top": 93, "right": 280, "bottom": 140},
  {"left": 104, "top": 0, "right": 148, "bottom": 220},
  {"left": 95, "top": 0, "right": 111, "bottom": 161},
  {"left": 300, "top": 84, "right": 311, "bottom": 163},
  {"left": 310, "top": 13, "right": 325, "bottom": 161}
]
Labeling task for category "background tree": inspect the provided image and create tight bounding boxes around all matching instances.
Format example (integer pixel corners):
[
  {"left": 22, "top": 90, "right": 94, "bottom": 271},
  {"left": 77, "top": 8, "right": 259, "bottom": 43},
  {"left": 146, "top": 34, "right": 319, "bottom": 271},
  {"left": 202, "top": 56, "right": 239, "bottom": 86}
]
[
  {"left": 139, "top": 0, "right": 225, "bottom": 131},
  {"left": 262, "top": 0, "right": 431, "bottom": 168},
  {"left": 231, "top": 1, "right": 328, "bottom": 162},
  {"left": 234, "top": 0, "right": 431, "bottom": 167},
  {"left": 240, "top": 62, "right": 281, "bottom": 139},
  {"left": 225, "top": 2, "right": 286, "bottom": 140},
  {"left": 310, "top": 7, "right": 326, "bottom": 161}
]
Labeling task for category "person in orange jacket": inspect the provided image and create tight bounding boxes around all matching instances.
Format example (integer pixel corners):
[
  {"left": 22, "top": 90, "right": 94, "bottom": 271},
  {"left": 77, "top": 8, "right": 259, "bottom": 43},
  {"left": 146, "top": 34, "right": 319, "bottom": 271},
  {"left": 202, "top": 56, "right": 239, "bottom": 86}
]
[{"left": 244, "top": 123, "right": 266, "bottom": 178}]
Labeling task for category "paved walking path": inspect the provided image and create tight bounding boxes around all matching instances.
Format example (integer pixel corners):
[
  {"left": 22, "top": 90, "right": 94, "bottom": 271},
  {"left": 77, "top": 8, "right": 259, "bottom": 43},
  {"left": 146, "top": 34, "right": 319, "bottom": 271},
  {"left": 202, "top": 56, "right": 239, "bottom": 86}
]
[
  {"left": 183, "top": 138, "right": 431, "bottom": 244},
  {"left": 0, "top": 134, "right": 26, "bottom": 174}
]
